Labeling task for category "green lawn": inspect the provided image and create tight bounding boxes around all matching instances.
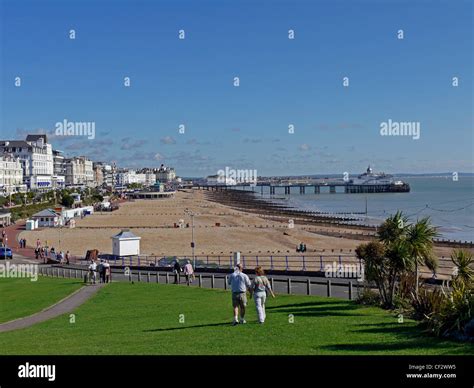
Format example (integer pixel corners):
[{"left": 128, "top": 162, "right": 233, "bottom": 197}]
[
  {"left": 0, "top": 280, "right": 472, "bottom": 355},
  {"left": 0, "top": 277, "right": 83, "bottom": 323}
]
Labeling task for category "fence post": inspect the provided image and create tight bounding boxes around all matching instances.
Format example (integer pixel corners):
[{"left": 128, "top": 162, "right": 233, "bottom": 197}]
[
  {"left": 166, "top": 273, "right": 169, "bottom": 284},
  {"left": 199, "top": 274, "right": 202, "bottom": 287},
  {"left": 156, "top": 273, "right": 159, "bottom": 283},
  {"left": 327, "top": 279, "right": 332, "bottom": 297},
  {"left": 211, "top": 275, "right": 215, "bottom": 289},
  {"left": 287, "top": 278, "right": 292, "bottom": 294},
  {"left": 75, "top": 269, "right": 77, "bottom": 278},
  {"left": 270, "top": 277, "right": 274, "bottom": 291},
  {"left": 224, "top": 276, "right": 228, "bottom": 290},
  {"left": 147, "top": 272, "right": 150, "bottom": 283},
  {"left": 348, "top": 281, "right": 353, "bottom": 300},
  {"left": 137, "top": 272, "right": 141, "bottom": 282},
  {"left": 68, "top": 269, "right": 71, "bottom": 278},
  {"left": 307, "top": 278, "right": 311, "bottom": 295}
]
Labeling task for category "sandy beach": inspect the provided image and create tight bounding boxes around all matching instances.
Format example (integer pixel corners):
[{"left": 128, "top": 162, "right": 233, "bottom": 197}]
[{"left": 18, "top": 189, "right": 470, "bottom": 277}]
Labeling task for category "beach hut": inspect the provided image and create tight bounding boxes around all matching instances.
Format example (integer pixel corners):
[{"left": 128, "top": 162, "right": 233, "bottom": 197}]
[
  {"left": 111, "top": 229, "right": 141, "bottom": 257},
  {"left": 31, "top": 209, "right": 61, "bottom": 227}
]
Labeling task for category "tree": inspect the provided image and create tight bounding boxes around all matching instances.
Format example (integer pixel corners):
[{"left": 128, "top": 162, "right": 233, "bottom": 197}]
[
  {"left": 61, "top": 194, "right": 74, "bottom": 208},
  {"left": 405, "top": 217, "right": 439, "bottom": 295},
  {"left": 378, "top": 210, "right": 409, "bottom": 246},
  {"left": 451, "top": 249, "right": 473, "bottom": 287}
]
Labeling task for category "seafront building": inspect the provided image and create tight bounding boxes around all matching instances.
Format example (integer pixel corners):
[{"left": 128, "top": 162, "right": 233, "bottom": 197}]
[
  {"left": 64, "top": 156, "right": 94, "bottom": 187},
  {"left": 94, "top": 162, "right": 114, "bottom": 188},
  {"left": 0, "top": 154, "right": 26, "bottom": 194},
  {"left": 155, "top": 164, "right": 176, "bottom": 182},
  {"left": 0, "top": 133, "right": 177, "bottom": 193},
  {"left": 52, "top": 149, "right": 66, "bottom": 189},
  {"left": 0, "top": 134, "right": 54, "bottom": 190},
  {"left": 93, "top": 162, "right": 104, "bottom": 187}
]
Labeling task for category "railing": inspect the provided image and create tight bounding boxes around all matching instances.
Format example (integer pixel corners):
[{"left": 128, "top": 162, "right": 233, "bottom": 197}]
[
  {"left": 72, "top": 253, "right": 454, "bottom": 277},
  {"left": 94, "top": 254, "right": 362, "bottom": 273},
  {"left": 38, "top": 266, "right": 363, "bottom": 300}
]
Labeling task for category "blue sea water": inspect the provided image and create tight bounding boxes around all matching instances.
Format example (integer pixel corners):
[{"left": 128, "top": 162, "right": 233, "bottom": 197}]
[{"left": 255, "top": 177, "right": 474, "bottom": 242}]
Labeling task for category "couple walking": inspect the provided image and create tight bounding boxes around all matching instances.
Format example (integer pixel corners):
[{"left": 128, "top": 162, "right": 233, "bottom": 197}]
[{"left": 228, "top": 264, "right": 275, "bottom": 325}]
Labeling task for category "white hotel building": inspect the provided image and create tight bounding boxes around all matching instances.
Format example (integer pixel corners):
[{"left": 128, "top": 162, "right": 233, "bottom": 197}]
[
  {"left": 64, "top": 156, "right": 94, "bottom": 187},
  {"left": 0, "top": 155, "right": 26, "bottom": 195},
  {"left": 0, "top": 134, "right": 54, "bottom": 190}
]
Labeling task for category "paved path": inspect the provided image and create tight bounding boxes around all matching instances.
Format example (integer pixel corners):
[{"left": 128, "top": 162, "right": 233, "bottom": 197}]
[
  {"left": 2, "top": 221, "right": 36, "bottom": 260},
  {"left": 0, "top": 283, "right": 105, "bottom": 333}
]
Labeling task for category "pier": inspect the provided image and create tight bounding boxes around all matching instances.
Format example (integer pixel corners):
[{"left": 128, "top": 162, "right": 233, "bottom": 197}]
[{"left": 194, "top": 180, "right": 410, "bottom": 195}]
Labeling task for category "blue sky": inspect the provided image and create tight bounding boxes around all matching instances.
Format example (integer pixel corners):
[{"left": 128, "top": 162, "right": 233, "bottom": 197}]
[{"left": 0, "top": 0, "right": 472, "bottom": 177}]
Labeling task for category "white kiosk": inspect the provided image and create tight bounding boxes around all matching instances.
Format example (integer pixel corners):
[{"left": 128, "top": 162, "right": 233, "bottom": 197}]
[{"left": 111, "top": 229, "right": 141, "bottom": 257}]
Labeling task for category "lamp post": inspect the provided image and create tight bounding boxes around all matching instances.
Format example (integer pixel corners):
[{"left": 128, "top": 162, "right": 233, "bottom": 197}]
[{"left": 184, "top": 208, "right": 199, "bottom": 269}]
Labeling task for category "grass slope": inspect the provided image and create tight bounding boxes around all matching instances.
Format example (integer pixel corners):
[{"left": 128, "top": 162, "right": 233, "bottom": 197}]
[
  {"left": 0, "top": 277, "right": 83, "bottom": 323},
  {"left": 0, "top": 281, "right": 472, "bottom": 355}
]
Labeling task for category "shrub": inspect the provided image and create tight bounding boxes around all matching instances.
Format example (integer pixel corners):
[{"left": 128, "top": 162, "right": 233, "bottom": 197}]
[
  {"left": 427, "top": 282, "right": 473, "bottom": 340},
  {"left": 356, "top": 287, "right": 381, "bottom": 306}
]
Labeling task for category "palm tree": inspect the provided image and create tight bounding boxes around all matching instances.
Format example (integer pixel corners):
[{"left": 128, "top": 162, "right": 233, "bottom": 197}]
[
  {"left": 450, "top": 249, "right": 473, "bottom": 286},
  {"left": 378, "top": 211, "right": 409, "bottom": 246},
  {"left": 405, "top": 217, "right": 439, "bottom": 295}
]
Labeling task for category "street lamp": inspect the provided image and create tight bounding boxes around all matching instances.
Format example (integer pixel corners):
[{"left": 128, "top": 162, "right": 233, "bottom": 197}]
[{"left": 184, "top": 208, "right": 199, "bottom": 269}]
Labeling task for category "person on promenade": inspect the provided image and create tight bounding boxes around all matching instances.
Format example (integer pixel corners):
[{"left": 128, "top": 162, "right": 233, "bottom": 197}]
[
  {"left": 88, "top": 260, "right": 97, "bottom": 284},
  {"left": 173, "top": 260, "right": 181, "bottom": 284},
  {"left": 104, "top": 260, "right": 111, "bottom": 283},
  {"left": 97, "top": 260, "right": 105, "bottom": 283},
  {"left": 228, "top": 263, "right": 251, "bottom": 325},
  {"left": 250, "top": 266, "right": 275, "bottom": 324},
  {"left": 183, "top": 260, "right": 194, "bottom": 285},
  {"left": 34, "top": 247, "right": 39, "bottom": 260},
  {"left": 65, "top": 251, "right": 70, "bottom": 265},
  {"left": 36, "top": 238, "right": 41, "bottom": 248},
  {"left": 23, "top": 238, "right": 26, "bottom": 248}
]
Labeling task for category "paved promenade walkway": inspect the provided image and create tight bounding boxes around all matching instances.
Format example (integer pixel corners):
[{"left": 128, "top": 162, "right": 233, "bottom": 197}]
[{"left": 0, "top": 283, "right": 104, "bottom": 333}]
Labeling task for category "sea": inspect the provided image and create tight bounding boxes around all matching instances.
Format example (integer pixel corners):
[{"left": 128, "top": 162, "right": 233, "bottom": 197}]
[{"left": 253, "top": 177, "right": 474, "bottom": 243}]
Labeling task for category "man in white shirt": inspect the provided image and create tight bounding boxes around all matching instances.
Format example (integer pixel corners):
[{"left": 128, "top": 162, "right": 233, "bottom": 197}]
[
  {"left": 88, "top": 260, "right": 97, "bottom": 284},
  {"left": 228, "top": 264, "right": 251, "bottom": 325}
]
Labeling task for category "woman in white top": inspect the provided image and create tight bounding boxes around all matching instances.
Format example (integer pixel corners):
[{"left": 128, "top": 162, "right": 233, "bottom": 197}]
[
  {"left": 183, "top": 260, "right": 194, "bottom": 285},
  {"left": 250, "top": 266, "right": 275, "bottom": 324}
]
